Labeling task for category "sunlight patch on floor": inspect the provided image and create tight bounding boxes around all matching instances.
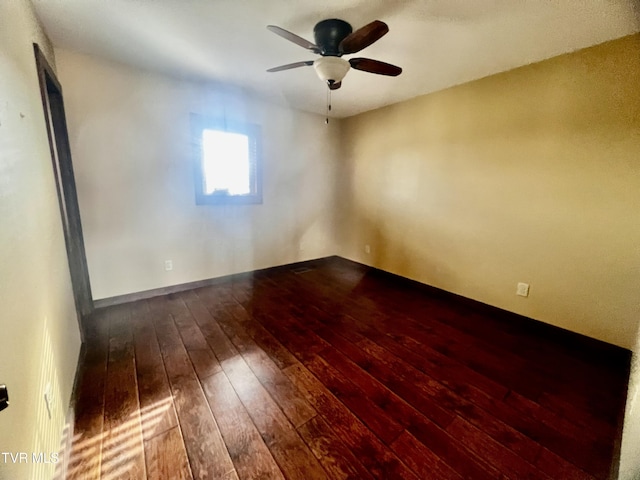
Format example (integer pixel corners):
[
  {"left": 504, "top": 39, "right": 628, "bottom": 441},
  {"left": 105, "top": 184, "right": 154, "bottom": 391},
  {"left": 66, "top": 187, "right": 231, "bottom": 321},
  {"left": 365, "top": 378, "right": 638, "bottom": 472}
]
[{"left": 66, "top": 397, "right": 174, "bottom": 479}]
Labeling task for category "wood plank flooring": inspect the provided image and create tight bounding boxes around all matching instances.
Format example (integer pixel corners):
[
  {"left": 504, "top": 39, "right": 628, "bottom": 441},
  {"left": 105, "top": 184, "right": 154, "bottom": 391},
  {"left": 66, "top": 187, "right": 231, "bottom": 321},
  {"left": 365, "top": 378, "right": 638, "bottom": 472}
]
[{"left": 66, "top": 257, "right": 630, "bottom": 480}]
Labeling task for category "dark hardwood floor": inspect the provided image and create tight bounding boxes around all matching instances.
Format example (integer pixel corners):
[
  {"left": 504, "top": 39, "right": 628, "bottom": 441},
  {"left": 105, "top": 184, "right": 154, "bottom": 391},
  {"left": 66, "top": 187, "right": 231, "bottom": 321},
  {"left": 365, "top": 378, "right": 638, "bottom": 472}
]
[{"left": 66, "top": 257, "right": 630, "bottom": 480}]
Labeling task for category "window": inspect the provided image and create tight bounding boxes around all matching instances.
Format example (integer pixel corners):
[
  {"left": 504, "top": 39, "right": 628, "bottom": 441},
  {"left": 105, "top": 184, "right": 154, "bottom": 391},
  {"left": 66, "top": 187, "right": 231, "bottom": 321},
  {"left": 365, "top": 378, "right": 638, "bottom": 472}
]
[{"left": 191, "top": 114, "right": 262, "bottom": 205}]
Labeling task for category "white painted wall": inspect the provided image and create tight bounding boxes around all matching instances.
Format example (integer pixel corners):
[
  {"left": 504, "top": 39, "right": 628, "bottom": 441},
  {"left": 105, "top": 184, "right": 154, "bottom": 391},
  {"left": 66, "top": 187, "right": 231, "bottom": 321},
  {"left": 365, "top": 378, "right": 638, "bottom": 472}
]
[
  {"left": 55, "top": 50, "right": 341, "bottom": 300},
  {"left": 619, "top": 328, "right": 640, "bottom": 479},
  {"left": 0, "top": 1, "right": 82, "bottom": 479}
]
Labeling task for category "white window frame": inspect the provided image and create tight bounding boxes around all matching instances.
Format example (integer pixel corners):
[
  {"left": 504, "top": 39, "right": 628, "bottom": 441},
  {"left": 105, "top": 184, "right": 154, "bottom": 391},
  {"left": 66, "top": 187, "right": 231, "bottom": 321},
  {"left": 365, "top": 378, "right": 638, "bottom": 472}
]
[{"left": 191, "top": 114, "right": 262, "bottom": 205}]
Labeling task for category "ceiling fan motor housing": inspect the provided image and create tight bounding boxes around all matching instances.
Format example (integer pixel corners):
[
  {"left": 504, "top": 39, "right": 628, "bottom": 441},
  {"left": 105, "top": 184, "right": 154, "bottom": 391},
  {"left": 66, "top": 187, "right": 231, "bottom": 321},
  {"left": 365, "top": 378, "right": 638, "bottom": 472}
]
[{"left": 313, "top": 19, "right": 352, "bottom": 56}]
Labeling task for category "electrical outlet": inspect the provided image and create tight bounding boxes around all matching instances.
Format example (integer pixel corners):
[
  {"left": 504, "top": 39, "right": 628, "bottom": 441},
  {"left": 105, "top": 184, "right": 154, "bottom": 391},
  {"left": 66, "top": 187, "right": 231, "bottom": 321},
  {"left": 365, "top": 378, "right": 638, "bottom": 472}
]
[
  {"left": 365, "top": 244, "right": 371, "bottom": 254},
  {"left": 164, "top": 260, "right": 173, "bottom": 271},
  {"left": 516, "top": 282, "right": 530, "bottom": 297}
]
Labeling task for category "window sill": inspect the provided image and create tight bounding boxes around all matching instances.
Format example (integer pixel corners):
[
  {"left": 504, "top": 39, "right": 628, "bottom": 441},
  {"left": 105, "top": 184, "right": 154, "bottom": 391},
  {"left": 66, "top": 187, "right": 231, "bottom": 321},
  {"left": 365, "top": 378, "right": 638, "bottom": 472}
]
[{"left": 195, "top": 193, "right": 263, "bottom": 205}]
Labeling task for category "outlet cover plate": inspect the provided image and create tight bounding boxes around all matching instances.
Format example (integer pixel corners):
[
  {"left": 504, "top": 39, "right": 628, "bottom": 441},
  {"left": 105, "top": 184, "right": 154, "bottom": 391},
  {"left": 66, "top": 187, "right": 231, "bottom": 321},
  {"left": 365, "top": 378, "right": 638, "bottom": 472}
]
[{"left": 516, "top": 282, "right": 530, "bottom": 297}]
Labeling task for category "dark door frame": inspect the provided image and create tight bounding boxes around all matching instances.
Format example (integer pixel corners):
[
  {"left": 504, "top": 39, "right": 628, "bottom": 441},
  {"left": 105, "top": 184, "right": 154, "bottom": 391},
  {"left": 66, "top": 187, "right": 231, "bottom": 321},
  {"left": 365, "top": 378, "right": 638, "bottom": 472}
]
[{"left": 34, "top": 44, "right": 93, "bottom": 340}]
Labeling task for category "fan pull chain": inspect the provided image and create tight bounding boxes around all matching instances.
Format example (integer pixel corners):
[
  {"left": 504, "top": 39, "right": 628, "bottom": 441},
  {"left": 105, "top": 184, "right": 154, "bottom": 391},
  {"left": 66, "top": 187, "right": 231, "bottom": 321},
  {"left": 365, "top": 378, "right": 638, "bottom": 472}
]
[{"left": 325, "top": 84, "right": 332, "bottom": 124}]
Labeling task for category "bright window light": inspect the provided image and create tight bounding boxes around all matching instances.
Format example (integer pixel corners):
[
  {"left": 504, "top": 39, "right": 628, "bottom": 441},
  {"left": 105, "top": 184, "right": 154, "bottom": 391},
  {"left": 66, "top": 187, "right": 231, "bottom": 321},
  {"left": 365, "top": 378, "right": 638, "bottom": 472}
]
[
  {"left": 202, "top": 129, "right": 250, "bottom": 195},
  {"left": 191, "top": 114, "right": 262, "bottom": 205}
]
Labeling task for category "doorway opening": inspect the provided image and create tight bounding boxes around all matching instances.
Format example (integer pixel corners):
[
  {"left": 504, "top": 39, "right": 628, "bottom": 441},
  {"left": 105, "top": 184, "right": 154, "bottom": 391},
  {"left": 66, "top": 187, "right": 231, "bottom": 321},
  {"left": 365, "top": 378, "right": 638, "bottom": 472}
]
[{"left": 34, "top": 44, "right": 93, "bottom": 340}]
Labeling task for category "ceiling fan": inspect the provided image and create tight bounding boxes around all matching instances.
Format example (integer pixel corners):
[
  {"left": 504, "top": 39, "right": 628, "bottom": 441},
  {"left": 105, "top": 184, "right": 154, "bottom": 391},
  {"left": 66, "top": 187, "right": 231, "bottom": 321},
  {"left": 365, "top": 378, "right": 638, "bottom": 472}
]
[{"left": 266, "top": 19, "right": 402, "bottom": 90}]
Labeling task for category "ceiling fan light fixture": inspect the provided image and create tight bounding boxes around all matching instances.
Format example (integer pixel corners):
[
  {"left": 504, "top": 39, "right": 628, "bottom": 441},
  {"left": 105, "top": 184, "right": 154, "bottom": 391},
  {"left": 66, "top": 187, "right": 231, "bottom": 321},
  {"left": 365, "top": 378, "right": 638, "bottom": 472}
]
[{"left": 313, "top": 56, "right": 350, "bottom": 85}]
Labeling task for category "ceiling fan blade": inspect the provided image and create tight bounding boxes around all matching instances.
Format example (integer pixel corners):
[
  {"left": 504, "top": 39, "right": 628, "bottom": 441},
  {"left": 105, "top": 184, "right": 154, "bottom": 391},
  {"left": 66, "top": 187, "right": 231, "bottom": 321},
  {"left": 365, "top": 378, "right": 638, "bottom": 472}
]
[
  {"left": 267, "top": 61, "right": 314, "bottom": 73},
  {"left": 329, "top": 81, "right": 342, "bottom": 90},
  {"left": 267, "top": 25, "right": 321, "bottom": 53},
  {"left": 349, "top": 58, "right": 402, "bottom": 76},
  {"left": 339, "top": 20, "right": 389, "bottom": 54}
]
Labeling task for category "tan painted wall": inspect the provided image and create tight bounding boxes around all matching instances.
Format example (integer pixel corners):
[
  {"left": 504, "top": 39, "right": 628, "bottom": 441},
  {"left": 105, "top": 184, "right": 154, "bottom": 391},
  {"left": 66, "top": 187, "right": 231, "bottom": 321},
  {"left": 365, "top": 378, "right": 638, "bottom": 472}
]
[
  {"left": 55, "top": 50, "right": 340, "bottom": 300},
  {"left": 0, "top": 1, "right": 82, "bottom": 479},
  {"left": 339, "top": 34, "right": 640, "bottom": 349}
]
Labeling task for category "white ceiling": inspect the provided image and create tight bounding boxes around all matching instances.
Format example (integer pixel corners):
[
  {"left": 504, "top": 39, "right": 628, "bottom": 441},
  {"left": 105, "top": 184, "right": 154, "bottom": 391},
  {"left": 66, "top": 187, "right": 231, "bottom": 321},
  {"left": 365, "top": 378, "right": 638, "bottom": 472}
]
[{"left": 32, "top": 0, "right": 640, "bottom": 118}]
